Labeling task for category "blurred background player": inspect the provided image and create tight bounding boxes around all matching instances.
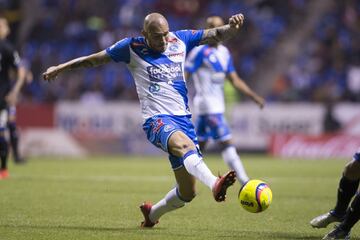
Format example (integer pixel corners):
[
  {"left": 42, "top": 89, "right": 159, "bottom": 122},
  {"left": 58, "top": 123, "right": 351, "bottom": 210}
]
[
  {"left": 310, "top": 149, "right": 360, "bottom": 239},
  {"left": 42, "top": 12, "right": 246, "bottom": 227},
  {"left": 185, "top": 16, "right": 265, "bottom": 185},
  {"left": 7, "top": 59, "right": 31, "bottom": 165},
  {"left": 0, "top": 17, "right": 27, "bottom": 179}
]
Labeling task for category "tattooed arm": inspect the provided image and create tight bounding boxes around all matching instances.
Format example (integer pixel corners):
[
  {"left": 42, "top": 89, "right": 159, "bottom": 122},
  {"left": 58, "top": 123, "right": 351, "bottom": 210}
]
[
  {"left": 43, "top": 50, "right": 111, "bottom": 81},
  {"left": 199, "top": 14, "right": 245, "bottom": 45}
]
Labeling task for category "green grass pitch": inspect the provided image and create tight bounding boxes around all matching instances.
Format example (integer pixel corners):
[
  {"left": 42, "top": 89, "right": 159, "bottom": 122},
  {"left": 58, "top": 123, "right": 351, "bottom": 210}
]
[{"left": 0, "top": 154, "right": 359, "bottom": 240}]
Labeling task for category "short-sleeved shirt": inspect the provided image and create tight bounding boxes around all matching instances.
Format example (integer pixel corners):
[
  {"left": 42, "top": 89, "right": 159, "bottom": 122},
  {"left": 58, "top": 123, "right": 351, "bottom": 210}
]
[
  {"left": 0, "top": 39, "right": 20, "bottom": 109},
  {"left": 185, "top": 44, "right": 235, "bottom": 115},
  {"left": 106, "top": 30, "right": 204, "bottom": 122}
]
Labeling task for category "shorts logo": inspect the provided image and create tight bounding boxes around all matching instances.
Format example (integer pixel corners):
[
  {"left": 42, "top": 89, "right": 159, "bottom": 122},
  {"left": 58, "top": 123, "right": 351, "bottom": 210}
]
[
  {"left": 151, "top": 118, "right": 164, "bottom": 133},
  {"left": 164, "top": 124, "right": 175, "bottom": 132},
  {"left": 147, "top": 62, "right": 183, "bottom": 83},
  {"left": 149, "top": 83, "right": 160, "bottom": 93}
]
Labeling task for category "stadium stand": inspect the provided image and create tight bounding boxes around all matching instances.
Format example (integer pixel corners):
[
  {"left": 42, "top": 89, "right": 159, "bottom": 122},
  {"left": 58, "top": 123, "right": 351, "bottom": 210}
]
[{"left": 0, "top": 0, "right": 358, "bottom": 103}]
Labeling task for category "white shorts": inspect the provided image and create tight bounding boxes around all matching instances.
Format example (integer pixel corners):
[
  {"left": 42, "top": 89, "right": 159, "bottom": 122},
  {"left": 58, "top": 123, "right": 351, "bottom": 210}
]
[{"left": 0, "top": 109, "right": 8, "bottom": 131}]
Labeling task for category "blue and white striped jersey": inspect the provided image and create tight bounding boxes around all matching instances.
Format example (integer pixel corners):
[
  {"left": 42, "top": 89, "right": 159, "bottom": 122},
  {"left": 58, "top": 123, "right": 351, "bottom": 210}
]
[
  {"left": 106, "top": 30, "right": 204, "bottom": 122},
  {"left": 185, "top": 44, "right": 235, "bottom": 115}
]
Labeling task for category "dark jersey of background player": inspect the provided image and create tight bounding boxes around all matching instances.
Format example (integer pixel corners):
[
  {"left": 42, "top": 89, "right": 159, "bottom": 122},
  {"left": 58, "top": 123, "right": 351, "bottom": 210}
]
[{"left": 0, "top": 39, "right": 20, "bottom": 110}]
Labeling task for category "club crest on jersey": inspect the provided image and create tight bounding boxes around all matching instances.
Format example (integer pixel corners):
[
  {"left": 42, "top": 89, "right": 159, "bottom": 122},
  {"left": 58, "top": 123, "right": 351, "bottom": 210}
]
[
  {"left": 147, "top": 62, "right": 183, "bottom": 83},
  {"left": 169, "top": 44, "right": 179, "bottom": 52}
]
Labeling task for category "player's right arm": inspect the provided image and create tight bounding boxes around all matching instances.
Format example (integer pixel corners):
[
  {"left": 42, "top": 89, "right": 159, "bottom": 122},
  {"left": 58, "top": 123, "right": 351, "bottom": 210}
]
[
  {"left": 43, "top": 50, "right": 111, "bottom": 81},
  {"left": 200, "top": 13, "right": 244, "bottom": 45}
]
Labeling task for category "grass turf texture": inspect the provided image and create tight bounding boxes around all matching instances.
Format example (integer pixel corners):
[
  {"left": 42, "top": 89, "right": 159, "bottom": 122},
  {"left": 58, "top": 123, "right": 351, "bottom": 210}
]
[{"left": 0, "top": 155, "right": 359, "bottom": 240}]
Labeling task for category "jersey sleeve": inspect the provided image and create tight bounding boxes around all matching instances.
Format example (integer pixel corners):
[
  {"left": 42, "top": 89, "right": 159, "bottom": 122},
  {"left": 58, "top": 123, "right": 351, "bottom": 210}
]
[
  {"left": 174, "top": 30, "right": 204, "bottom": 53},
  {"left": 226, "top": 54, "right": 236, "bottom": 74},
  {"left": 185, "top": 46, "right": 204, "bottom": 74},
  {"left": 106, "top": 38, "right": 131, "bottom": 63},
  {"left": 9, "top": 50, "right": 20, "bottom": 69}
]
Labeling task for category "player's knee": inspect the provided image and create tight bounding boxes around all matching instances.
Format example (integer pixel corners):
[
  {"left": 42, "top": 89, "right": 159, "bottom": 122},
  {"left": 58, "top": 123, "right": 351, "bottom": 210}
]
[
  {"left": 219, "top": 139, "right": 233, "bottom": 151},
  {"left": 177, "top": 137, "right": 195, "bottom": 152},
  {"left": 343, "top": 160, "right": 360, "bottom": 180},
  {"left": 169, "top": 133, "right": 196, "bottom": 156}
]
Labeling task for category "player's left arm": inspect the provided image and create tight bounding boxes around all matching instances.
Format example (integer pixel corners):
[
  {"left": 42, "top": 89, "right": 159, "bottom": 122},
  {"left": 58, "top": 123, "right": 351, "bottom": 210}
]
[
  {"left": 227, "top": 71, "right": 265, "bottom": 109},
  {"left": 199, "top": 13, "right": 244, "bottom": 45}
]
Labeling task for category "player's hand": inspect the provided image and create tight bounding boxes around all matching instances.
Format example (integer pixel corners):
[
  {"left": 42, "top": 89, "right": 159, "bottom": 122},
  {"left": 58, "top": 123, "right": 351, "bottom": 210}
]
[
  {"left": 5, "top": 91, "right": 18, "bottom": 106},
  {"left": 229, "top": 14, "right": 245, "bottom": 29},
  {"left": 43, "top": 66, "right": 61, "bottom": 82},
  {"left": 254, "top": 96, "right": 265, "bottom": 109}
]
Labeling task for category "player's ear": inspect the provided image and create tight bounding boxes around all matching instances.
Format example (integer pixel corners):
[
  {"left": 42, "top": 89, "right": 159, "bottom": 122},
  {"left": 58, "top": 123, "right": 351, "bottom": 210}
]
[{"left": 141, "top": 29, "right": 147, "bottom": 38}]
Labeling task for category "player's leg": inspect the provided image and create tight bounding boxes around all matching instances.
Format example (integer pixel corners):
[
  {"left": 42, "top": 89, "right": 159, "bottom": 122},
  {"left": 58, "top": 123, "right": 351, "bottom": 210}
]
[
  {"left": 169, "top": 131, "right": 218, "bottom": 191},
  {"left": 207, "top": 114, "right": 249, "bottom": 185},
  {"left": 0, "top": 109, "right": 9, "bottom": 179},
  {"left": 220, "top": 139, "right": 249, "bottom": 185},
  {"left": 310, "top": 151, "right": 360, "bottom": 228},
  {"left": 194, "top": 115, "right": 208, "bottom": 152},
  {"left": 168, "top": 130, "right": 236, "bottom": 202},
  {"left": 140, "top": 116, "right": 235, "bottom": 227},
  {"left": 140, "top": 116, "right": 198, "bottom": 227},
  {"left": 141, "top": 167, "right": 195, "bottom": 227},
  {"left": 7, "top": 106, "right": 25, "bottom": 164},
  {"left": 322, "top": 192, "right": 360, "bottom": 239}
]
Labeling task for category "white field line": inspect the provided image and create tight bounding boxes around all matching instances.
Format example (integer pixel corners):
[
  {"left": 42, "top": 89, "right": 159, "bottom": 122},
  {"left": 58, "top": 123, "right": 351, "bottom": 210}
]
[
  {"left": 10, "top": 175, "right": 172, "bottom": 182},
  {"left": 8, "top": 175, "right": 336, "bottom": 183}
]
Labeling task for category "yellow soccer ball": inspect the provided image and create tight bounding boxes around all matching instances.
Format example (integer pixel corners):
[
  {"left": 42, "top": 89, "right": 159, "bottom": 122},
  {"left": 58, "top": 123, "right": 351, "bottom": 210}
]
[{"left": 238, "top": 179, "right": 272, "bottom": 213}]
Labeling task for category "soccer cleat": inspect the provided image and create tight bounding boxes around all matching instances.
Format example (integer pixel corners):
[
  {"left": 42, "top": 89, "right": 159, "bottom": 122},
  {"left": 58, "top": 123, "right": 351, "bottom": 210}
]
[
  {"left": 0, "top": 169, "right": 9, "bottom": 179},
  {"left": 310, "top": 211, "right": 343, "bottom": 228},
  {"left": 322, "top": 225, "right": 350, "bottom": 240},
  {"left": 139, "top": 202, "right": 158, "bottom": 228},
  {"left": 212, "top": 170, "right": 236, "bottom": 202}
]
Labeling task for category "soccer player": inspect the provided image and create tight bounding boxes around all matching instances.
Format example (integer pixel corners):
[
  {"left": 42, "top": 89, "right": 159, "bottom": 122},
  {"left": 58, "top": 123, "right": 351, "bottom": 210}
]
[
  {"left": 185, "top": 16, "right": 264, "bottom": 185},
  {"left": 7, "top": 60, "right": 30, "bottom": 164},
  {"left": 43, "top": 12, "right": 245, "bottom": 227},
  {"left": 0, "top": 17, "right": 27, "bottom": 179},
  {"left": 310, "top": 149, "right": 360, "bottom": 239}
]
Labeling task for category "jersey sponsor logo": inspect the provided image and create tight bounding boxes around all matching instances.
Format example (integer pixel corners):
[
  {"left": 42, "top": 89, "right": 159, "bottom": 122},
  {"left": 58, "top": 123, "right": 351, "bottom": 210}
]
[
  {"left": 147, "top": 62, "right": 183, "bottom": 84},
  {"left": 167, "top": 37, "right": 178, "bottom": 43},
  {"left": 140, "top": 48, "right": 149, "bottom": 55},
  {"left": 132, "top": 42, "right": 145, "bottom": 47},
  {"left": 168, "top": 51, "right": 184, "bottom": 58},
  {"left": 149, "top": 83, "right": 160, "bottom": 93}
]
